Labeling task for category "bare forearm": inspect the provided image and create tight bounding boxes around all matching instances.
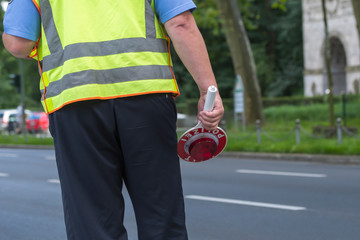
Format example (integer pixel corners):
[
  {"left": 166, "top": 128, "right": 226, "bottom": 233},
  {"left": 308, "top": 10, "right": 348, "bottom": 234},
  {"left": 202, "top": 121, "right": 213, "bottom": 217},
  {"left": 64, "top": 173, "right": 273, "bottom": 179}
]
[
  {"left": 2, "top": 33, "right": 35, "bottom": 59},
  {"left": 165, "top": 11, "right": 217, "bottom": 95},
  {"left": 165, "top": 11, "right": 224, "bottom": 130}
]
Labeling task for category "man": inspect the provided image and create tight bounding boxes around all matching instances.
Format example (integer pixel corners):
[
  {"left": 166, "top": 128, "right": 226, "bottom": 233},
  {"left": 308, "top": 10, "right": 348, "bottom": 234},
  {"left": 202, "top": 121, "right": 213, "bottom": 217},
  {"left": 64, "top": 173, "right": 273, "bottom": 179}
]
[{"left": 3, "top": 0, "right": 224, "bottom": 239}]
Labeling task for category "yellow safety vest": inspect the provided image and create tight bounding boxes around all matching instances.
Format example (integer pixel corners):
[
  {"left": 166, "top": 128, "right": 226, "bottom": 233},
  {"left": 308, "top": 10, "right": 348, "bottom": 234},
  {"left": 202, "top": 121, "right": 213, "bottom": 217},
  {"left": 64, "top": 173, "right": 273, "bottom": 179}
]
[{"left": 30, "top": 0, "right": 179, "bottom": 114}]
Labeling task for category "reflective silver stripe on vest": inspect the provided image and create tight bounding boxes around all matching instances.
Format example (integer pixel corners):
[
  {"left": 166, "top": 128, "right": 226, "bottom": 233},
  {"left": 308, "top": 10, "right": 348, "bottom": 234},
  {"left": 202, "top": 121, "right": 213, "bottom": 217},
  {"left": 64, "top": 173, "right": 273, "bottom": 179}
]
[
  {"left": 145, "top": 0, "right": 156, "bottom": 38},
  {"left": 40, "top": 0, "right": 63, "bottom": 54},
  {"left": 40, "top": 65, "right": 174, "bottom": 98},
  {"left": 42, "top": 38, "right": 168, "bottom": 72}
]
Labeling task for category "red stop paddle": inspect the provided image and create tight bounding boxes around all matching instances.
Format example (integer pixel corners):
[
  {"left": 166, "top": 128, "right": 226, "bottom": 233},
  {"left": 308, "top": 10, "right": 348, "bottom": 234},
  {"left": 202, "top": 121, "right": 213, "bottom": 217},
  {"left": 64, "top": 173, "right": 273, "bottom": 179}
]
[{"left": 178, "top": 86, "right": 227, "bottom": 162}]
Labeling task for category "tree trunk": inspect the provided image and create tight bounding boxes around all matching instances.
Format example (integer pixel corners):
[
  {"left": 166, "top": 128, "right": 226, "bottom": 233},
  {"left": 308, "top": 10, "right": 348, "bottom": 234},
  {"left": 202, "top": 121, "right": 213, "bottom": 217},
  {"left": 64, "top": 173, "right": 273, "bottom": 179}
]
[
  {"left": 215, "top": 0, "right": 265, "bottom": 125},
  {"left": 321, "top": 0, "right": 335, "bottom": 127},
  {"left": 351, "top": 0, "right": 360, "bottom": 40}
]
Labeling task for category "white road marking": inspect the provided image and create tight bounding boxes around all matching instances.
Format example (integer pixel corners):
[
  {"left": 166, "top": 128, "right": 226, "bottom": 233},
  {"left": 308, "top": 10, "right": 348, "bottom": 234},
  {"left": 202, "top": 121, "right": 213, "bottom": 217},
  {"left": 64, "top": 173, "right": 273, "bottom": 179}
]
[
  {"left": 45, "top": 156, "right": 56, "bottom": 161},
  {"left": 0, "top": 172, "right": 9, "bottom": 177},
  {"left": 0, "top": 153, "right": 18, "bottom": 158},
  {"left": 236, "top": 169, "right": 327, "bottom": 178},
  {"left": 186, "top": 195, "right": 306, "bottom": 211},
  {"left": 48, "top": 179, "right": 60, "bottom": 184}
]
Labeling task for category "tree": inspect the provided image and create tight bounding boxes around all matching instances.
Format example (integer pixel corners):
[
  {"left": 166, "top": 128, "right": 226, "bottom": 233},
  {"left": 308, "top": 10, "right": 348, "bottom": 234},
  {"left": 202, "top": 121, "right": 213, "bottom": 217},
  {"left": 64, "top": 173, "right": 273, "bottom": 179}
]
[
  {"left": 351, "top": 0, "right": 360, "bottom": 40},
  {"left": 321, "top": 0, "right": 335, "bottom": 127},
  {"left": 214, "top": 0, "right": 264, "bottom": 124}
]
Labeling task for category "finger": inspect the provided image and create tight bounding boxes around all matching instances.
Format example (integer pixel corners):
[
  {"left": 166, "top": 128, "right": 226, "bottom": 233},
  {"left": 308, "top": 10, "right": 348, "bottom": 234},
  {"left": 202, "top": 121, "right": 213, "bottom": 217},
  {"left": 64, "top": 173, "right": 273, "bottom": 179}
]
[
  {"left": 198, "top": 115, "right": 222, "bottom": 126},
  {"left": 199, "top": 109, "right": 223, "bottom": 122},
  {"left": 199, "top": 120, "right": 218, "bottom": 131},
  {"left": 198, "top": 114, "right": 222, "bottom": 130}
]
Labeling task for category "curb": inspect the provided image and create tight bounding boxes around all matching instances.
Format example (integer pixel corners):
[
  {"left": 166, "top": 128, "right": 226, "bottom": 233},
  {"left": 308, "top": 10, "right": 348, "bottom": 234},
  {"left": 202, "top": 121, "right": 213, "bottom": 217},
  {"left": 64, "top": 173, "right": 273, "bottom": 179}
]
[
  {"left": 0, "top": 144, "right": 54, "bottom": 150},
  {"left": 222, "top": 151, "right": 360, "bottom": 165}
]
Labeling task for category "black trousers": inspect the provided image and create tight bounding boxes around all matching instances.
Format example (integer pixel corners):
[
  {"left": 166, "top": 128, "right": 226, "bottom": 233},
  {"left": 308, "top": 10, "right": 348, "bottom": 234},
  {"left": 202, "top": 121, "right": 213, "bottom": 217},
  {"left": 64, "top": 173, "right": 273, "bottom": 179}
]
[{"left": 49, "top": 94, "right": 188, "bottom": 240}]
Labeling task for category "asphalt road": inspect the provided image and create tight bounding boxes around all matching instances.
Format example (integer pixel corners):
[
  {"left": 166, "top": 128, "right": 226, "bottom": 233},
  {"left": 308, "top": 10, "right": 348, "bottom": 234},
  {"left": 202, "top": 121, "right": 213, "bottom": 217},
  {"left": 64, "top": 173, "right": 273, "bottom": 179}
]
[{"left": 0, "top": 148, "right": 359, "bottom": 240}]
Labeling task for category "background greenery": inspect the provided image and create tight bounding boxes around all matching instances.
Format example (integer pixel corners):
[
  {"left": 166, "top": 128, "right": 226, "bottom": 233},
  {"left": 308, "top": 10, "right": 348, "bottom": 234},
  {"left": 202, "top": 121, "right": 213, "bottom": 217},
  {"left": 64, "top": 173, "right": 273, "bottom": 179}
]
[
  {"left": 0, "top": 1, "right": 358, "bottom": 155},
  {"left": 183, "top": 94, "right": 360, "bottom": 155},
  {"left": 225, "top": 98, "right": 360, "bottom": 155},
  {"left": 173, "top": 0, "right": 303, "bottom": 102},
  {"left": 0, "top": 0, "right": 303, "bottom": 109}
]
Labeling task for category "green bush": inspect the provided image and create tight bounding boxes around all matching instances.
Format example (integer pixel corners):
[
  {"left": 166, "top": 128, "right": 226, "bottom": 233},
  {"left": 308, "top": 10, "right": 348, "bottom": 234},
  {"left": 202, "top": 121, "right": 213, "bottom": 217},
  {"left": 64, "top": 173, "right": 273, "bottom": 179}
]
[
  {"left": 226, "top": 132, "right": 360, "bottom": 155},
  {"left": 264, "top": 101, "right": 360, "bottom": 124},
  {"left": 177, "top": 95, "right": 360, "bottom": 120},
  {"left": 0, "top": 134, "right": 54, "bottom": 145}
]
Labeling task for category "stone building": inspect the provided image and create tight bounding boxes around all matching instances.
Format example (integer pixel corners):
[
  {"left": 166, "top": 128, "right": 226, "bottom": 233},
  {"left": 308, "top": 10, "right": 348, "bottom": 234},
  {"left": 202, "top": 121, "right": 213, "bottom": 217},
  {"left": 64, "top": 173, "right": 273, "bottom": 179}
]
[{"left": 303, "top": 0, "right": 360, "bottom": 96}]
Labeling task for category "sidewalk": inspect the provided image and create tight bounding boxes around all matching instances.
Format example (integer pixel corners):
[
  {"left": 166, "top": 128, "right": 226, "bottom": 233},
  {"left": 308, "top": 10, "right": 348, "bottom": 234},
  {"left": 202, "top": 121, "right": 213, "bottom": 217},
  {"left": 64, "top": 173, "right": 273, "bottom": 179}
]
[{"left": 1, "top": 144, "right": 359, "bottom": 165}]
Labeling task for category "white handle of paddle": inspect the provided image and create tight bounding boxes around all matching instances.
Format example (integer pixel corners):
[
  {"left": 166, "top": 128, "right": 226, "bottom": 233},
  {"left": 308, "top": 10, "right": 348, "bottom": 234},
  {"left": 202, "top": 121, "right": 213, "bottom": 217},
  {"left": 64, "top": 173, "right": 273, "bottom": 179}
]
[
  {"left": 203, "top": 85, "right": 217, "bottom": 112},
  {"left": 195, "top": 85, "right": 217, "bottom": 128}
]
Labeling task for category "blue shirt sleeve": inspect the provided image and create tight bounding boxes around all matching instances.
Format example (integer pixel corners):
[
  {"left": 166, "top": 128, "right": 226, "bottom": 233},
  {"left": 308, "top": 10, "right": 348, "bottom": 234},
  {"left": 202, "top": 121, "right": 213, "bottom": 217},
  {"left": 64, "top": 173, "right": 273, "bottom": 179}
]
[
  {"left": 155, "top": 0, "right": 196, "bottom": 24},
  {"left": 2, "top": 0, "right": 194, "bottom": 41},
  {"left": 3, "top": 0, "right": 41, "bottom": 41}
]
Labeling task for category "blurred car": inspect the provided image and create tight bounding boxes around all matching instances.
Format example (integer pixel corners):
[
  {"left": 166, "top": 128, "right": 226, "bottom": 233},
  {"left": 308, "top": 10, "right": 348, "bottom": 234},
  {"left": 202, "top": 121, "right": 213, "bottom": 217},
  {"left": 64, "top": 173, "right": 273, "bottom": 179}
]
[
  {"left": 0, "top": 109, "right": 8, "bottom": 129},
  {"left": 1, "top": 109, "right": 31, "bottom": 133},
  {"left": 8, "top": 113, "right": 20, "bottom": 133},
  {"left": 26, "top": 112, "right": 49, "bottom": 133},
  {"left": 0, "top": 109, "right": 16, "bottom": 132}
]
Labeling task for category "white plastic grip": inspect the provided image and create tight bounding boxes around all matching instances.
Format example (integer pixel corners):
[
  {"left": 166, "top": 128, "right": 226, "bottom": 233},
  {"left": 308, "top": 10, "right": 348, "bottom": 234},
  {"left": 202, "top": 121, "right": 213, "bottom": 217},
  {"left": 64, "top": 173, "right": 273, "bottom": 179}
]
[{"left": 203, "top": 85, "right": 217, "bottom": 112}]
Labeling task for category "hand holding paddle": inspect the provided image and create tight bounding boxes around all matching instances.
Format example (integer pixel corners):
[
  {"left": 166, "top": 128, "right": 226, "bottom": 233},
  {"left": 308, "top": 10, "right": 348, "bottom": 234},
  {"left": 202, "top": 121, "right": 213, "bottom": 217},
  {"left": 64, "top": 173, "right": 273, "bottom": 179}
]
[{"left": 178, "top": 86, "right": 227, "bottom": 162}]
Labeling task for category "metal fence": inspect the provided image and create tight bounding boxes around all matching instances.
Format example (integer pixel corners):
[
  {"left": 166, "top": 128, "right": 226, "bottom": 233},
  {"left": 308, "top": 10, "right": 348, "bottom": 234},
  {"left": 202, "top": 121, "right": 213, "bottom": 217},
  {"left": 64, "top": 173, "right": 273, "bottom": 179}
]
[{"left": 249, "top": 118, "right": 359, "bottom": 145}]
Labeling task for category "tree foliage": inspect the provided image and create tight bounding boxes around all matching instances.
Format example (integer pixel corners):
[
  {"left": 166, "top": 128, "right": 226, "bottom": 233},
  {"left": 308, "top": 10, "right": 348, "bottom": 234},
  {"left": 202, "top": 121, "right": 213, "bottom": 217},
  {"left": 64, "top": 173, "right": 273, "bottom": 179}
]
[
  {"left": 0, "top": 8, "right": 41, "bottom": 109},
  {"left": 0, "top": 8, "right": 19, "bottom": 108},
  {"left": 251, "top": 0, "right": 304, "bottom": 97},
  {"left": 173, "top": 0, "right": 303, "bottom": 101},
  {"left": 239, "top": 0, "right": 304, "bottom": 97}
]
